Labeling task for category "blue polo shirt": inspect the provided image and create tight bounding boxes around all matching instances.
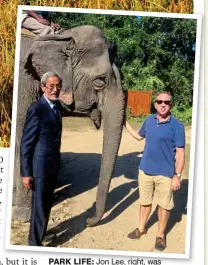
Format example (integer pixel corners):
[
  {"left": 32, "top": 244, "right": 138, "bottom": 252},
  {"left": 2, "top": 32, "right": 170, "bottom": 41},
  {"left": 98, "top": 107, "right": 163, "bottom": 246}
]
[{"left": 139, "top": 114, "right": 185, "bottom": 178}]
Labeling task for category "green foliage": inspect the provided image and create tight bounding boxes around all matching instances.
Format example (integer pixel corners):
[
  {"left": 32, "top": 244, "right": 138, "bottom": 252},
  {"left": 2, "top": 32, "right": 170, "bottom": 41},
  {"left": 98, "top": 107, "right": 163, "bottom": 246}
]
[
  {"left": 122, "top": 59, "right": 165, "bottom": 91},
  {"left": 171, "top": 106, "right": 192, "bottom": 125}
]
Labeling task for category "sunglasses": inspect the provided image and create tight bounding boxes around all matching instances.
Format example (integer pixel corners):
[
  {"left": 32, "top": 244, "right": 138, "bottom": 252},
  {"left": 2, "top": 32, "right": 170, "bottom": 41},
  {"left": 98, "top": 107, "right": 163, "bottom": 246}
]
[{"left": 156, "top": 100, "right": 171, "bottom": 105}]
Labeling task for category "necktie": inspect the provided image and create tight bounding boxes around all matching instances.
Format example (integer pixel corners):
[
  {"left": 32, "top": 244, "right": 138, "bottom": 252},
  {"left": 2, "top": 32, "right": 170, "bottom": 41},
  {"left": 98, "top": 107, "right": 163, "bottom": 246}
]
[{"left": 52, "top": 104, "right": 59, "bottom": 119}]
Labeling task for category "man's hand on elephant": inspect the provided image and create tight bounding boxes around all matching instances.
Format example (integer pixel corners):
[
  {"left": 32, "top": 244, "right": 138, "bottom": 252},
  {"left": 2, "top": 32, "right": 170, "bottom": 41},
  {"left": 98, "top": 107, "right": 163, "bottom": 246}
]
[
  {"left": 50, "top": 22, "right": 60, "bottom": 30},
  {"left": 22, "top": 176, "right": 33, "bottom": 189}
]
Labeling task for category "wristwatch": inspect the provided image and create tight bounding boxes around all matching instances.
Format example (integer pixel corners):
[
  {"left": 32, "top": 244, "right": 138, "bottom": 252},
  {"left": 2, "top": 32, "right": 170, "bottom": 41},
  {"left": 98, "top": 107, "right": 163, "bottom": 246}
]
[{"left": 175, "top": 173, "right": 181, "bottom": 178}]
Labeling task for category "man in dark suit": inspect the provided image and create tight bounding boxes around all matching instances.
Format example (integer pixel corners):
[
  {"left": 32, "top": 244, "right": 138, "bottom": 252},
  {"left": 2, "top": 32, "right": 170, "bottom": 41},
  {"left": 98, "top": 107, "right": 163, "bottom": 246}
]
[{"left": 20, "top": 72, "right": 62, "bottom": 246}]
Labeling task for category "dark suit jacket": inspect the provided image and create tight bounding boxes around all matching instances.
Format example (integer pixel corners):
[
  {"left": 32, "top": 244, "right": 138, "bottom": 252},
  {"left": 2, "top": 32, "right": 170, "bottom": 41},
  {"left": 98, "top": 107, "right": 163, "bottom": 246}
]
[{"left": 20, "top": 95, "right": 62, "bottom": 177}]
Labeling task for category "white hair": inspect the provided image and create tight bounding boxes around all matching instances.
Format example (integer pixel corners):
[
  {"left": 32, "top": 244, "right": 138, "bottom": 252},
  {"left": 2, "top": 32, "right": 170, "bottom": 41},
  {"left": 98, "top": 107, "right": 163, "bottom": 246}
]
[{"left": 40, "top": 72, "right": 62, "bottom": 86}]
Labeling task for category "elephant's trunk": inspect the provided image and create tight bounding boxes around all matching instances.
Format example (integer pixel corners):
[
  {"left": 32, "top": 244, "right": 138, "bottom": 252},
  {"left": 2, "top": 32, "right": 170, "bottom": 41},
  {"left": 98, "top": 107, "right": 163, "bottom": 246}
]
[{"left": 87, "top": 65, "right": 125, "bottom": 227}]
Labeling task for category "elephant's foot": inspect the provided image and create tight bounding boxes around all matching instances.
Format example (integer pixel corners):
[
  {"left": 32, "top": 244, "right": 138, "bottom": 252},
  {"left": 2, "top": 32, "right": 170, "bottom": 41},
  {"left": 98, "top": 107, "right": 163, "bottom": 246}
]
[
  {"left": 13, "top": 206, "right": 31, "bottom": 223},
  {"left": 87, "top": 216, "right": 101, "bottom": 227}
]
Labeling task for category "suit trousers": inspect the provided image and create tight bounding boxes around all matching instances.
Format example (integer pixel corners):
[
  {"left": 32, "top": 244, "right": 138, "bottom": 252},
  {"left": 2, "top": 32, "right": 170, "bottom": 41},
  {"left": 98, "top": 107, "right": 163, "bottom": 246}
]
[{"left": 28, "top": 154, "right": 60, "bottom": 246}]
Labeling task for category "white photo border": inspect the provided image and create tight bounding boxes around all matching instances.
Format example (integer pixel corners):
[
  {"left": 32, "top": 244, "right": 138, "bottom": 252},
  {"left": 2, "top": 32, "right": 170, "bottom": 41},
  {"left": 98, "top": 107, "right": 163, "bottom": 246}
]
[{"left": 5, "top": 5, "right": 202, "bottom": 260}]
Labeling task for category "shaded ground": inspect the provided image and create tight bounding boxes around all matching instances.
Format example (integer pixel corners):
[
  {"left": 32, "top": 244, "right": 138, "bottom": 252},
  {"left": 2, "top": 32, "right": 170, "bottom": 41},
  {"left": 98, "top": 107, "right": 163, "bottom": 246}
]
[{"left": 11, "top": 117, "right": 190, "bottom": 254}]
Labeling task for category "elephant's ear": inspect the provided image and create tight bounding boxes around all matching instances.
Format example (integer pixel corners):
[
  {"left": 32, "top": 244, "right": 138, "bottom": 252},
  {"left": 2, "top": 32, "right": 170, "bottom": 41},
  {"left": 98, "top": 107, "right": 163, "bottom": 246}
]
[{"left": 23, "top": 35, "right": 75, "bottom": 106}]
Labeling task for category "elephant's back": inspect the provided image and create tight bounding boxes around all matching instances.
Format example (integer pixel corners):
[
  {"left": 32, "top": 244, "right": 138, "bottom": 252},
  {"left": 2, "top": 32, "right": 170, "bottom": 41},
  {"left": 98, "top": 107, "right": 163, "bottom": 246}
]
[{"left": 64, "top": 25, "right": 106, "bottom": 44}]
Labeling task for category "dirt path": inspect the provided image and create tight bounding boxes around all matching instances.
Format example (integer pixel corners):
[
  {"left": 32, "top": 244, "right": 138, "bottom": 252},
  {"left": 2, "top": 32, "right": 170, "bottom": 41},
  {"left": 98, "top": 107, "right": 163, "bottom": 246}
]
[{"left": 11, "top": 117, "right": 190, "bottom": 254}]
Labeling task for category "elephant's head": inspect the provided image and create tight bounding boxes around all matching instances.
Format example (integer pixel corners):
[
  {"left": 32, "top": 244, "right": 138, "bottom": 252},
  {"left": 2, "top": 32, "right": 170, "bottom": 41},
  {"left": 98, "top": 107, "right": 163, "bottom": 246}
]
[{"left": 23, "top": 25, "right": 125, "bottom": 226}]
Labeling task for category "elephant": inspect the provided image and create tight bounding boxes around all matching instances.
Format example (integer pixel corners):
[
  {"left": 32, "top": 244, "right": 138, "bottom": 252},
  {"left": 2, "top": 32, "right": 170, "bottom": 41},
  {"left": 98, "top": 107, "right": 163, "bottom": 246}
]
[{"left": 13, "top": 25, "right": 125, "bottom": 227}]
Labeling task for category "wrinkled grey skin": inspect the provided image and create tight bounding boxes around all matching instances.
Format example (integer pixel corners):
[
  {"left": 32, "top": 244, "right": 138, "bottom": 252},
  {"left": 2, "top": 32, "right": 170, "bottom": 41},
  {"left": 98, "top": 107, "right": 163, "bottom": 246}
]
[{"left": 13, "top": 25, "right": 125, "bottom": 227}]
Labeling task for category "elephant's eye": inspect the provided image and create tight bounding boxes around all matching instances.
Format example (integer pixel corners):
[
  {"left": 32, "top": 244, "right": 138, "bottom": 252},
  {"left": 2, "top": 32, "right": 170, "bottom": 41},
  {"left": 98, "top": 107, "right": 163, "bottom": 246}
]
[{"left": 93, "top": 76, "right": 106, "bottom": 90}]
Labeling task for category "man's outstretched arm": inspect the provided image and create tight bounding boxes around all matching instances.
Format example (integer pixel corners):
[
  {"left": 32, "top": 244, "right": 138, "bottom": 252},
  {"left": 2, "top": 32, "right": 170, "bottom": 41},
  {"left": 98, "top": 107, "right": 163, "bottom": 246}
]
[{"left": 124, "top": 120, "right": 144, "bottom": 141}]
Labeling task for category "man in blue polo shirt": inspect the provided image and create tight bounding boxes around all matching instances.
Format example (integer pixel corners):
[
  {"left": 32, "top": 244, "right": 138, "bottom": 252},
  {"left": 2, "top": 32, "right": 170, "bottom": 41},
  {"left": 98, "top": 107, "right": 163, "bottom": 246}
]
[{"left": 124, "top": 91, "right": 185, "bottom": 251}]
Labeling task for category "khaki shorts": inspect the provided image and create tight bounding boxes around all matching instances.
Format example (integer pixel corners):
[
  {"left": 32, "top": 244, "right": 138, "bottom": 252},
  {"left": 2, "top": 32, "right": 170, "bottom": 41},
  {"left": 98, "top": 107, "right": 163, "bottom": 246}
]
[{"left": 138, "top": 169, "right": 174, "bottom": 210}]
